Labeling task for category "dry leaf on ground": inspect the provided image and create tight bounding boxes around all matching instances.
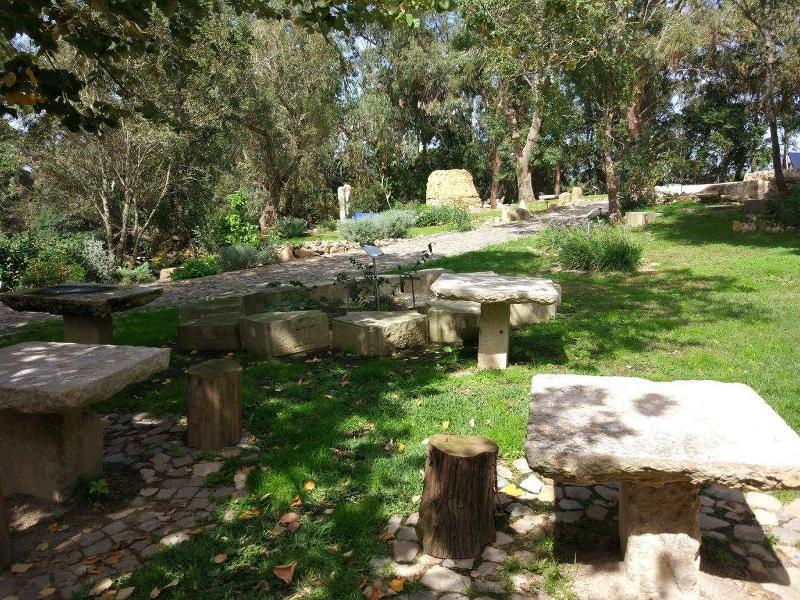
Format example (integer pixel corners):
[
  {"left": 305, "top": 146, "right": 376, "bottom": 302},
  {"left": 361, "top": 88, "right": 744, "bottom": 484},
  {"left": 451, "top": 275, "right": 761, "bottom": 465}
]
[
  {"left": 304, "top": 480, "right": 316, "bottom": 491},
  {"left": 212, "top": 553, "right": 228, "bottom": 564},
  {"left": 117, "top": 588, "right": 136, "bottom": 600},
  {"left": 273, "top": 562, "right": 297, "bottom": 584}
]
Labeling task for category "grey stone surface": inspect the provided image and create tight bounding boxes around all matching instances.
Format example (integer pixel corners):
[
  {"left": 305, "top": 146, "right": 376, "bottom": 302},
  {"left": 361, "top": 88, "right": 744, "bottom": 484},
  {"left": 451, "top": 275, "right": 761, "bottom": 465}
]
[
  {"left": 0, "top": 284, "right": 162, "bottom": 317},
  {"left": 0, "top": 342, "right": 170, "bottom": 413},
  {"left": 526, "top": 374, "right": 800, "bottom": 489},
  {"left": 178, "top": 314, "right": 241, "bottom": 351},
  {"left": 431, "top": 272, "right": 560, "bottom": 305},
  {"left": 420, "top": 565, "right": 470, "bottom": 593}
]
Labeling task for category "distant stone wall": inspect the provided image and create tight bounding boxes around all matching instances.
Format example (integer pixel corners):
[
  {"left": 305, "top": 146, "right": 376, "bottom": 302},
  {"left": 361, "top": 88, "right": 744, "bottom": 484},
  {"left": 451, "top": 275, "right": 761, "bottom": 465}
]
[
  {"left": 426, "top": 169, "right": 482, "bottom": 210},
  {"left": 744, "top": 168, "right": 800, "bottom": 182}
]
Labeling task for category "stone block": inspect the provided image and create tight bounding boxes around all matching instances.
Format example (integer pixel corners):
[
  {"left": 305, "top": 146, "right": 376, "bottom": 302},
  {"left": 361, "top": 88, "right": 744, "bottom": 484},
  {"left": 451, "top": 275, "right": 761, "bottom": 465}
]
[
  {"left": 510, "top": 301, "right": 557, "bottom": 328},
  {"left": 427, "top": 300, "right": 480, "bottom": 345},
  {"left": 571, "top": 187, "right": 583, "bottom": 201},
  {"left": 239, "top": 311, "right": 330, "bottom": 357},
  {"left": 178, "top": 314, "right": 240, "bottom": 351},
  {"left": 0, "top": 409, "right": 102, "bottom": 500},
  {"left": 332, "top": 311, "right": 428, "bottom": 356},
  {"left": 309, "top": 282, "right": 351, "bottom": 306},
  {"left": 624, "top": 211, "right": 660, "bottom": 227},
  {"left": 63, "top": 314, "right": 113, "bottom": 344},
  {"left": 179, "top": 296, "right": 244, "bottom": 322},
  {"left": 426, "top": 169, "right": 482, "bottom": 209},
  {"left": 501, "top": 207, "right": 531, "bottom": 222}
]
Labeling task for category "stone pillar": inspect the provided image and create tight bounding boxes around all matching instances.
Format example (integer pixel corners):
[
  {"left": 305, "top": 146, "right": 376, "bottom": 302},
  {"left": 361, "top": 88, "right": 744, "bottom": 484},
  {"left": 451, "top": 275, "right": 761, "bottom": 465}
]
[
  {"left": 477, "top": 302, "right": 511, "bottom": 370},
  {"left": 619, "top": 480, "right": 701, "bottom": 600},
  {"left": 338, "top": 184, "right": 352, "bottom": 221},
  {"left": 0, "top": 475, "right": 10, "bottom": 570},
  {"left": 63, "top": 314, "right": 113, "bottom": 344},
  {"left": 0, "top": 409, "right": 103, "bottom": 501}
]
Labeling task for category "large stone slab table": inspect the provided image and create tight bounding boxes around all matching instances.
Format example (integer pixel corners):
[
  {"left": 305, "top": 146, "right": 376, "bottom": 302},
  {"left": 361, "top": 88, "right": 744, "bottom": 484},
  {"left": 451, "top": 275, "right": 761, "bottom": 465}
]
[
  {"left": 0, "top": 342, "right": 170, "bottom": 501},
  {"left": 430, "top": 272, "right": 560, "bottom": 369},
  {"left": 0, "top": 283, "right": 162, "bottom": 344},
  {"left": 526, "top": 374, "right": 800, "bottom": 599}
]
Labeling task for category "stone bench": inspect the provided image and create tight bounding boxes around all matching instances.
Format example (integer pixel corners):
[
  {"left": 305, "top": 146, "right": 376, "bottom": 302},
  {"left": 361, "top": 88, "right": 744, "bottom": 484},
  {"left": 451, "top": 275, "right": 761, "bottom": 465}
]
[
  {"left": 427, "top": 300, "right": 480, "bottom": 344},
  {"left": 0, "top": 342, "right": 170, "bottom": 501},
  {"left": 525, "top": 374, "right": 800, "bottom": 599},
  {"left": 400, "top": 269, "right": 453, "bottom": 296},
  {"left": 331, "top": 311, "right": 428, "bottom": 356},
  {"left": 239, "top": 311, "right": 330, "bottom": 357},
  {"left": 624, "top": 211, "right": 660, "bottom": 227},
  {"left": 178, "top": 314, "right": 241, "bottom": 351}
]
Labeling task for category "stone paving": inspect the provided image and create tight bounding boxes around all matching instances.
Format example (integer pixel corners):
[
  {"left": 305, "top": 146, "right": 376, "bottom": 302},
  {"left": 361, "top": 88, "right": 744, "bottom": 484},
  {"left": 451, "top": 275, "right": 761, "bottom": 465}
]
[
  {"left": 374, "top": 458, "right": 800, "bottom": 600},
  {"left": 0, "top": 202, "right": 605, "bottom": 335},
  {"left": 0, "top": 412, "right": 252, "bottom": 600}
]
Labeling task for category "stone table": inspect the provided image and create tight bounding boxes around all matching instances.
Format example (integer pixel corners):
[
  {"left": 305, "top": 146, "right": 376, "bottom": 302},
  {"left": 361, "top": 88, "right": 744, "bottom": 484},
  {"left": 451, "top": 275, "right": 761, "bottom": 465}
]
[
  {"left": 525, "top": 374, "right": 800, "bottom": 599},
  {"left": 0, "top": 283, "right": 162, "bottom": 344},
  {"left": 0, "top": 342, "right": 170, "bottom": 501},
  {"left": 430, "top": 272, "right": 560, "bottom": 369}
]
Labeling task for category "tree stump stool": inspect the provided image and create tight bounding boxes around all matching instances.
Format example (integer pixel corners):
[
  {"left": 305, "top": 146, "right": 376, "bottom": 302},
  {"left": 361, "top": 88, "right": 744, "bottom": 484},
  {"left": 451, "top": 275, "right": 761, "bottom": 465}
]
[
  {"left": 187, "top": 359, "right": 242, "bottom": 450},
  {"left": 1, "top": 478, "right": 11, "bottom": 570},
  {"left": 416, "top": 434, "right": 498, "bottom": 559}
]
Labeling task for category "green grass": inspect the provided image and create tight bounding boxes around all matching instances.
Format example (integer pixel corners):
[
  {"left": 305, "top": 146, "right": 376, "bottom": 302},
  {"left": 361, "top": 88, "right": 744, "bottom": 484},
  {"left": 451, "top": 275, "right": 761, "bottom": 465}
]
[{"left": 5, "top": 201, "right": 800, "bottom": 599}]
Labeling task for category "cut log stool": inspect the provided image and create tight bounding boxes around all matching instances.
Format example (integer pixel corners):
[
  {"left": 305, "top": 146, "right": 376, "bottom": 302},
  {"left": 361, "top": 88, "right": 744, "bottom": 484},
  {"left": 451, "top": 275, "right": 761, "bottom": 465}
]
[
  {"left": 416, "top": 434, "right": 498, "bottom": 558},
  {"left": 0, "top": 478, "right": 10, "bottom": 570},
  {"left": 187, "top": 359, "right": 242, "bottom": 450}
]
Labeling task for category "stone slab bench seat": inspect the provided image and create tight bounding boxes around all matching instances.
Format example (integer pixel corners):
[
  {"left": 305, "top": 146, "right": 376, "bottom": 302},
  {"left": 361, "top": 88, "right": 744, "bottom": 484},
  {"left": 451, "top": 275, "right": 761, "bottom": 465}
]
[
  {"left": 239, "top": 310, "right": 330, "bottom": 357},
  {"left": 0, "top": 342, "right": 170, "bottom": 501},
  {"left": 427, "top": 299, "right": 481, "bottom": 344},
  {"left": 178, "top": 313, "right": 241, "bottom": 351},
  {"left": 525, "top": 374, "right": 800, "bottom": 598},
  {"left": 331, "top": 311, "right": 428, "bottom": 356}
]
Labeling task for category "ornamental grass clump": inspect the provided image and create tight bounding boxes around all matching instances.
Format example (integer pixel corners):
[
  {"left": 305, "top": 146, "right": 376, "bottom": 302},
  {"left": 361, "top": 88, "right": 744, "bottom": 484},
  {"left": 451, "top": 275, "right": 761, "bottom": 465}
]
[
  {"left": 337, "top": 209, "right": 417, "bottom": 243},
  {"left": 541, "top": 224, "right": 642, "bottom": 272}
]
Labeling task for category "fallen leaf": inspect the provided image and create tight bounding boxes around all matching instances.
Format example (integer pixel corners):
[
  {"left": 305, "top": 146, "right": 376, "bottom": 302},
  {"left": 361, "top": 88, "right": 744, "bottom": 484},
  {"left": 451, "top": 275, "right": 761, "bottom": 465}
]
[
  {"left": 441, "top": 420, "right": 450, "bottom": 430},
  {"left": 501, "top": 483, "right": 524, "bottom": 497},
  {"left": 161, "top": 378, "right": 171, "bottom": 385},
  {"left": 212, "top": 553, "right": 227, "bottom": 564},
  {"left": 342, "top": 550, "right": 354, "bottom": 558},
  {"left": 389, "top": 577, "right": 405, "bottom": 592},
  {"left": 279, "top": 512, "right": 299, "bottom": 524},
  {"left": 380, "top": 532, "right": 395, "bottom": 542},
  {"left": 273, "top": 562, "right": 297, "bottom": 584},
  {"left": 163, "top": 579, "right": 179, "bottom": 589},
  {"left": 117, "top": 588, "right": 136, "bottom": 600},
  {"left": 303, "top": 480, "right": 316, "bottom": 491},
  {"left": 37, "top": 586, "right": 56, "bottom": 598},
  {"left": 291, "top": 496, "right": 302, "bottom": 507},
  {"left": 149, "top": 587, "right": 161, "bottom": 599},
  {"left": 10, "top": 563, "right": 33, "bottom": 574},
  {"left": 104, "top": 552, "right": 123, "bottom": 566},
  {"left": 239, "top": 509, "right": 260, "bottom": 520},
  {"left": 82, "top": 555, "right": 100, "bottom": 564},
  {"left": 396, "top": 442, "right": 406, "bottom": 454},
  {"left": 36, "top": 542, "right": 49, "bottom": 552},
  {"left": 286, "top": 521, "right": 300, "bottom": 533},
  {"left": 90, "top": 578, "right": 113, "bottom": 596}
]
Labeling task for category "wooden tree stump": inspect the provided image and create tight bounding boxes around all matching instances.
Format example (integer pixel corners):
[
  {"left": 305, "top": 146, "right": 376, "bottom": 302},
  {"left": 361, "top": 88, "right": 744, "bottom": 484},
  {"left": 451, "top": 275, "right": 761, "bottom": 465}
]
[
  {"left": 187, "top": 359, "right": 242, "bottom": 450},
  {"left": 1, "top": 478, "right": 11, "bottom": 570},
  {"left": 415, "top": 434, "right": 498, "bottom": 559}
]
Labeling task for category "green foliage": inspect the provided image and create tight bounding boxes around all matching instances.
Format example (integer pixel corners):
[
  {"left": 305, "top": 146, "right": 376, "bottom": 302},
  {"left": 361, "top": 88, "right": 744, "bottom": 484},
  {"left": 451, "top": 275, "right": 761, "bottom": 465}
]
[
  {"left": 540, "top": 225, "right": 642, "bottom": 272},
  {"left": 765, "top": 189, "right": 800, "bottom": 228},
  {"left": 88, "top": 478, "right": 111, "bottom": 497},
  {"left": 274, "top": 217, "right": 308, "bottom": 239},
  {"left": 451, "top": 208, "right": 472, "bottom": 232},
  {"left": 171, "top": 255, "right": 221, "bottom": 281},
  {"left": 217, "top": 191, "right": 261, "bottom": 247},
  {"left": 81, "top": 239, "right": 114, "bottom": 282},
  {"left": 19, "top": 250, "right": 87, "bottom": 289},
  {"left": 337, "top": 209, "right": 418, "bottom": 243},
  {"left": 114, "top": 262, "right": 154, "bottom": 285},
  {"left": 411, "top": 204, "right": 471, "bottom": 232},
  {"left": 218, "top": 244, "right": 278, "bottom": 271}
]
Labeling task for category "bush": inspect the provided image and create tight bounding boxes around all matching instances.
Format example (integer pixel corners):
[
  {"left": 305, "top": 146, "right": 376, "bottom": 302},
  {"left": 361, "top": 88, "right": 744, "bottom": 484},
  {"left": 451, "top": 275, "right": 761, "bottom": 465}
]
[
  {"left": 114, "top": 262, "right": 154, "bottom": 285},
  {"left": 171, "top": 255, "right": 221, "bottom": 281},
  {"left": 218, "top": 244, "right": 278, "bottom": 271},
  {"left": 541, "top": 225, "right": 642, "bottom": 272},
  {"left": 337, "top": 209, "right": 417, "bottom": 243},
  {"left": 19, "top": 249, "right": 87, "bottom": 288},
  {"left": 765, "top": 189, "right": 800, "bottom": 228},
  {"left": 274, "top": 217, "right": 307, "bottom": 239},
  {"left": 81, "top": 239, "right": 113, "bottom": 282},
  {"left": 209, "top": 190, "right": 261, "bottom": 248},
  {"left": 451, "top": 208, "right": 473, "bottom": 232},
  {"left": 412, "top": 204, "right": 473, "bottom": 231}
]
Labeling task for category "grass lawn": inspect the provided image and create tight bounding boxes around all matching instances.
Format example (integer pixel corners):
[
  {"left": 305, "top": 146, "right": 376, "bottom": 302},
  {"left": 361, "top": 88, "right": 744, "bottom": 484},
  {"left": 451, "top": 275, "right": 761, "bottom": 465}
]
[{"left": 3, "top": 202, "right": 799, "bottom": 599}]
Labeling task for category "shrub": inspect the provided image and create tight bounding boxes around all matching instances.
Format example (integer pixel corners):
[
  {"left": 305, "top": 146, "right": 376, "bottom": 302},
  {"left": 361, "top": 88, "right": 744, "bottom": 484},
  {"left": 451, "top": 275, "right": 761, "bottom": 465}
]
[
  {"left": 451, "top": 208, "right": 473, "bottom": 232},
  {"left": 274, "top": 217, "right": 307, "bottom": 239},
  {"left": 218, "top": 244, "right": 278, "bottom": 271},
  {"left": 114, "top": 262, "right": 154, "bottom": 285},
  {"left": 541, "top": 225, "right": 642, "bottom": 272},
  {"left": 171, "top": 255, "right": 221, "bottom": 281},
  {"left": 214, "top": 190, "right": 261, "bottom": 248},
  {"left": 19, "top": 249, "right": 87, "bottom": 288},
  {"left": 81, "top": 239, "right": 114, "bottom": 282},
  {"left": 412, "top": 204, "right": 473, "bottom": 231},
  {"left": 765, "top": 189, "right": 800, "bottom": 228},
  {"left": 337, "top": 209, "right": 417, "bottom": 243}
]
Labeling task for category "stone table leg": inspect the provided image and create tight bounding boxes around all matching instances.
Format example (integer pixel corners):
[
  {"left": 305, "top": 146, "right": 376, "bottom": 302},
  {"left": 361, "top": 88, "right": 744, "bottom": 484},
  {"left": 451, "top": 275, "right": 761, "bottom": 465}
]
[
  {"left": 0, "top": 409, "right": 103, "bottom": 501},
  {"left": 619, "top": 480, "right": 701, "bottom": 599},
  {"left": 0, "top": 477, "right": 10, "bottom": 570},
  {"left": 63, "top": 314, "right": 113, "bottom": 344},
  {"left": 477, "top": 302, "right": 511, "bottom": 370}
]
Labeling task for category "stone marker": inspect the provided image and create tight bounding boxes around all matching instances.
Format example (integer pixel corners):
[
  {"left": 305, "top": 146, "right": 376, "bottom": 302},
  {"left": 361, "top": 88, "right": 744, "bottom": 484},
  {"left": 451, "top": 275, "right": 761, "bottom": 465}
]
[
  {"left": 187, "top": 359, "right": 242, "bottom": 450},
  {"left": 239, "top": 311, "right": 329, "bottom": 357},
  {"left": 426, "top": 170, "right": 482, "bottom": 210},
  {"left": 624, "top": 211, "right": 660, "bottom": 227},
  {"left": 416, "top": 434, "right": 498, "bottom": 559},
  {"left": 571, "top": 186, "right": 583, "bottom": 201},
  {"left": 0, "top": 342, "right": 170, "bottom": 500},
  {"left": 0, "top": 283, "right": 162, "bottom": 344},
  {"left": 338, "top": 183, "right": 352, "bottom": 221},
  {"left": 0, "top": 475, "right": 10, "bottom": 570},
  {"left": 430, "top": 273, "right": 560, "bottom": 369},
  {"left": 331, "top": 311, "right": 428, "bottom": 356},
  {"left": 427, "top": 300, "right": 480, "bottom": 345},
  {"left": 178, "top": 313, "right": 241, "bottom": 351},
  {"left": 525, "top": 374, "right": 800, "bottom": 599}
]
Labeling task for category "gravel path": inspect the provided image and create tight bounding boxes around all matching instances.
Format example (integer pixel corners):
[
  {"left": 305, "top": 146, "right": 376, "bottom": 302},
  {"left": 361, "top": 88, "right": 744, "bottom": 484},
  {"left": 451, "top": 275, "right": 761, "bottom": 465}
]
[{"left": 0, "top": 202, "right": 605, "bottom": 334}]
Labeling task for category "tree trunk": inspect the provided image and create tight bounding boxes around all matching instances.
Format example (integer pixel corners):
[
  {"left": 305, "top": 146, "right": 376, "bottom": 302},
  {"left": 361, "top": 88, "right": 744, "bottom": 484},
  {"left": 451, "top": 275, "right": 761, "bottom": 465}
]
[
  {"left": 489, "top": 147, "right": 501, "bottom": 208},
  {"left": 258, "top": 200, "right": 279, "bottom": 234},
  {"left": 0, "top": 476, "right": 10, "bottom": 570},
  {"left": 764, "top": 33, "right": 787, "bottom": 194},
  {"left": 553, "top": 164, "right": 561, "bottom": 196},
  {"left": 604, "top": 146, "right": 620, "bottom": 220},
  {"left": 416, "top": 434, "right": 498, "bottom": 559},
  {"left": 769, "top": 118, "right": 787, "bottom": 194},
  {"left": 187, "top": 359, "right": 242, "bottom": 450}
]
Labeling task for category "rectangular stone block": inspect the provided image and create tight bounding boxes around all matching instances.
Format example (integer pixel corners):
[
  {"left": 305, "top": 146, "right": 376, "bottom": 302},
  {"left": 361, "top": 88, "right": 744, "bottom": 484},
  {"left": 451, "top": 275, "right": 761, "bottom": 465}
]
[
  {"left": 624, "top": 212, "right": 660, "bottom": 227},
  {"left": 0, "top": 409, "right": 102, "bottom": 501},
  {"left": 239, "top": 311, "right": 330, "bottom": 357},
  {"left": 179, "top": 296, "right": 244, "bottom": 322},
  {"left": 332, "top": 311, "right": 428, "bottom": 357},
  {"left": 251, "top": 285, "right": 311, "bottom": 311},
  {"left": 178, "top": 314, "right": 241, "bottom": 351},
  {"left": 63, "top": 314, "right": 113, "bottom": 344},
  {"left": 309, "top": 282, "right": 351, "bottom": 307},
  {"left": 510, "top": 302, "right": 557, "bottom": 328},
  {"left": 427, "top": 300, "right": 480, "bottom": 344}
]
